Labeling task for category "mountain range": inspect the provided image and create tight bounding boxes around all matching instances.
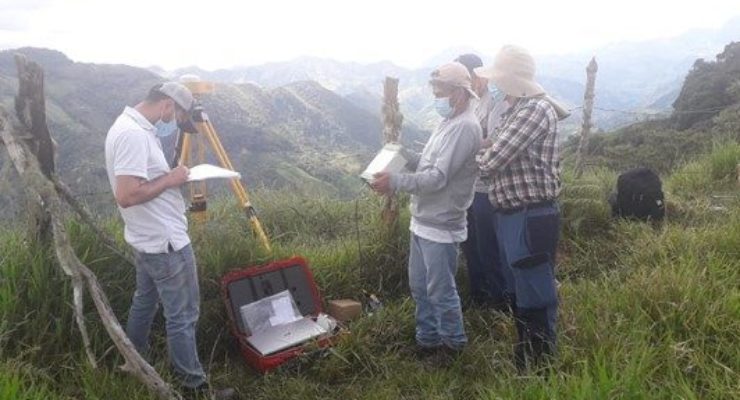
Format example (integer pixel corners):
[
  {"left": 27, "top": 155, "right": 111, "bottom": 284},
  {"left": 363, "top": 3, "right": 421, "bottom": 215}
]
[{"left": 157, "top": 17, "right": 740, "bottom": 133}]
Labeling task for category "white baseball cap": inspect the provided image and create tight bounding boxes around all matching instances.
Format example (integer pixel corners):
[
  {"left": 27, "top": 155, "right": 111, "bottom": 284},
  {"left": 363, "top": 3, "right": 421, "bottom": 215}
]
[{"left": 157, "top": 82, "right": 195, "bottom": 112}]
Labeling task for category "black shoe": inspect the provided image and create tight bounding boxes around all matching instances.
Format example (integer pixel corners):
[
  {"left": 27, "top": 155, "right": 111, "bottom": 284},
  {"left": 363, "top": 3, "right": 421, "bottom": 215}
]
[
  {"left": 414, "top": 344, "right": 441, "bottom": 360},
  {"left": 182, "top": 383, "right": 236, "bottom": 400},
  {"left": 513, "top": 307, "right": 556, "bottom": 373},
  {"left": 465, "top": 295, "right": 508, "bottom": 312},
  {"left": 428, "top": 345, "right": 464, "bottom": 368},
  {"left": 485, "top": 298, "right": 512, "bottom": 314}
]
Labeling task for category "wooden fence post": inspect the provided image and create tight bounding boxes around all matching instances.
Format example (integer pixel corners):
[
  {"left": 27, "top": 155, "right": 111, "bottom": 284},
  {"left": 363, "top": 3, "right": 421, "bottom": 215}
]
[
  {"left": 574, "top": 57, "right": 598, "bottom": 178},
  {"left": 14, "top": 54, "right": 56, "bottom": 241},
  {"left": 381, "top": 77, "right": 403, "bottom": 227}
]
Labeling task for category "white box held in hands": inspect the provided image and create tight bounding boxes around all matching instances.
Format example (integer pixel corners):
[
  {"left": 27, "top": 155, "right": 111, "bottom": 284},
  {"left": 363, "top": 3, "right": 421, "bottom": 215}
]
[{"left": 360, "top": 143, "right": 408, "bottom": 182}]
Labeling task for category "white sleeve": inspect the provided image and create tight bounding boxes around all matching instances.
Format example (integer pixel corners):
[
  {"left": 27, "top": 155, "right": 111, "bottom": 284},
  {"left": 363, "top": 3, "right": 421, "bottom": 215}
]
[{"left": 113, "top": 130, "right": 149, "bottom": 179}]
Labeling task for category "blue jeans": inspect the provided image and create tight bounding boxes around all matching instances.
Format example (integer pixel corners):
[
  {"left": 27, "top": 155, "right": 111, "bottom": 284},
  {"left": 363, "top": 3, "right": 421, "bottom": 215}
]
[
  {"left": 493, "top": 204, "right": 560, "bottom": 341},
  {"left": 408, "top": 233, "right": 467, "bottom": 349},
  {"left": 126, "top": 244, "right": 206, "bottom": 388},
  {"left": 461, "top": 192, "right": 512, "bottom": 304}
]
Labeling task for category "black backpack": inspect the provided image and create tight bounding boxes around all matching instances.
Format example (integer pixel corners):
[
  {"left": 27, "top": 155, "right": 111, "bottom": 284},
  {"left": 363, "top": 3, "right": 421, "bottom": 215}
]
[{"left": 610, "top": 167, "right": 665, "bottom": 221}]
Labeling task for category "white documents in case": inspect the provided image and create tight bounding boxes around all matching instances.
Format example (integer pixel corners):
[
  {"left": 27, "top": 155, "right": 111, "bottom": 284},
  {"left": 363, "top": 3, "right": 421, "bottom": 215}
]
[{"left": 360, "top": 143, "right": 408, "bottom": 182}]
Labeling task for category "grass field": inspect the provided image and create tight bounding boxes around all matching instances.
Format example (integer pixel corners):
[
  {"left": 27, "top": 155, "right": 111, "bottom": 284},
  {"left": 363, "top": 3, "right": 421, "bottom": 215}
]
[{"left": 0, "top": 144, "right": 738, "bottom": 399}]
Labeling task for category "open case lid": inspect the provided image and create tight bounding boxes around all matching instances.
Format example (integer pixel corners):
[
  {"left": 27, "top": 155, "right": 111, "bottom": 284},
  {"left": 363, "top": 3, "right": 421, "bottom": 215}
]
[{"left": 220, "top": 257, "right": 322, "bottom": 336}]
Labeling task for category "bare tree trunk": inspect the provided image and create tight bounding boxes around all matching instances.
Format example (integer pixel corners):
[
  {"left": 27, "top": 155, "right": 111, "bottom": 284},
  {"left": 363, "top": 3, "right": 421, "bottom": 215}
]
[
  {"left": 14, "top": 54, "right": 55, "bottom": 240},
  {"left": 574, "top": 57, "right": 598, "bottom": 178},
  {"left": 381, "top": 77, "right": 403, "bottom": 227}
]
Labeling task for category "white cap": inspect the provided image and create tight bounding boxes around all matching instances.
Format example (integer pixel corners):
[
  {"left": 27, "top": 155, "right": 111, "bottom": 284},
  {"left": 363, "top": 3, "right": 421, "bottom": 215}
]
[
  {"left": 429, "top": 62, "right": 479, "bottom": 99},
  {"left": 158, "top": 82, "right": 195, "bottom": 112}
]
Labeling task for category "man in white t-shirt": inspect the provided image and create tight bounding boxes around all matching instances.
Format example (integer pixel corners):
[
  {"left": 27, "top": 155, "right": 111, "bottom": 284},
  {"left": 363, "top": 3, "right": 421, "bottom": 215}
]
[{"left": 105, "top": 83, "right": 233, "bottom": 399}]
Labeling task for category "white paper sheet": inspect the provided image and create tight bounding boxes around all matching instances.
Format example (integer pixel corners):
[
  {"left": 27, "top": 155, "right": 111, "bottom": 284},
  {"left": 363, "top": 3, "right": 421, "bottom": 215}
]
[
  {"left": 269, "top": 296, "right": 301, "bottom": 326},
  {"left": 187, "top": 164, "right": 241, "bottom": 182}
]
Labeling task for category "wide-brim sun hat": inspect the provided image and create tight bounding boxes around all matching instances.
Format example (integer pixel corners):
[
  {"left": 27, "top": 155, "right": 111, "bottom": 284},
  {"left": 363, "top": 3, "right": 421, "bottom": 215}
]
[{"left": 474, "top": 45, "right": 545, "bottom": 98}]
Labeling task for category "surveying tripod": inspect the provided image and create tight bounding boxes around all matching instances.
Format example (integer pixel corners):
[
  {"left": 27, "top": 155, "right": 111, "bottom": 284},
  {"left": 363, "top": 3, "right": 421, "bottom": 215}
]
[{"left": 171, "top": 80, "right": 271, "bottom": 252}]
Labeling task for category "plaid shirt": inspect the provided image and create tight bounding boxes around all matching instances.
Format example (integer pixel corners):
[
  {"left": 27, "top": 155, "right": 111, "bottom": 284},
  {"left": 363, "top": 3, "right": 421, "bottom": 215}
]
[{"left": 480, "top": 97, "right": 560, "bottom": 210}]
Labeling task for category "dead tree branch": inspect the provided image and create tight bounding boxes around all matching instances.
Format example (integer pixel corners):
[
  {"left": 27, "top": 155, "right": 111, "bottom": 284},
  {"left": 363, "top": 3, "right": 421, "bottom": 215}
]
[{"left": 53, "top": 178, "right": 135, "bottom": 266}]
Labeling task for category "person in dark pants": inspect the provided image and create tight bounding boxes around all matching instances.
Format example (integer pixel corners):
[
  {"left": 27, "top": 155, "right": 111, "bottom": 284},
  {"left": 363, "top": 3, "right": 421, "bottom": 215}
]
[
  {"left": 454, "top": 53, "right": 512, "bottom": 310},
  {"left": 476, "top": 45, "right": 562, "bottom": 370}
]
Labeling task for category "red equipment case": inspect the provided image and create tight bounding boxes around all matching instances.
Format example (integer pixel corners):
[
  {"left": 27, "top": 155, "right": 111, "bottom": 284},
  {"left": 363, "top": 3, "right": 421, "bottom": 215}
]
[{"left": 220, "top": 256, "right": 336, "bottom": 373}]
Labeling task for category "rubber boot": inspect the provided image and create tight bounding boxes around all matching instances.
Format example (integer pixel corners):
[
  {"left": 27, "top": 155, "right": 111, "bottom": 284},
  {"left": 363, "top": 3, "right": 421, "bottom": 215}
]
[{"left": 514, "top": 307, "right": 556, "bottom": 372}]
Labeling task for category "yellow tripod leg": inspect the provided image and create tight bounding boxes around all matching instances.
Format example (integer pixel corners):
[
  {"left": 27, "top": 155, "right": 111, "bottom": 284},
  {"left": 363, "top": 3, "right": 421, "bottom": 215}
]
[
  {"left": 179, "top": 132, "right": 192, "bottom": 166},
  {"left": 195, "top": 120, "right": 272, "bottom": 252},
  {"left": 178, "top": 132, "right": 209, "bottom": 223}
]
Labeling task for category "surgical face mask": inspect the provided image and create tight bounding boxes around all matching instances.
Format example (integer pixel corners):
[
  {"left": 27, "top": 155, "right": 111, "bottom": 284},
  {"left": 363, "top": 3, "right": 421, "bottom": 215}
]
[
  {"left": 154, "top": 106, "right": 178, "bottom": 138},
  {"left": 434, "top": 97, "right": 453, "bottom": 119},
  {"left": 489, "top": 84, "right": 506, "bottom": 103}
]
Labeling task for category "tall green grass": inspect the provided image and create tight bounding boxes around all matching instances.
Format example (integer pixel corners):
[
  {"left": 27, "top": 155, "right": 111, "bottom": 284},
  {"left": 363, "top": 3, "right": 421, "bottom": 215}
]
[
  {"left": 666, "top": 141, "right": 740, "bottom": 197},
  {"left": 0, "top": 145, "right": 738, "bottom": 399},
  {"left": 0, "top": 362, "right": 58, "bottom": 400}
]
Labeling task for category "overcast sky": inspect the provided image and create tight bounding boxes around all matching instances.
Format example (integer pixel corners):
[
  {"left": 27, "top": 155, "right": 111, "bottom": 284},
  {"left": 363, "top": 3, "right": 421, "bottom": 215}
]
[{"left": 2, "top": 0, "right": 740, "bottom": 70}]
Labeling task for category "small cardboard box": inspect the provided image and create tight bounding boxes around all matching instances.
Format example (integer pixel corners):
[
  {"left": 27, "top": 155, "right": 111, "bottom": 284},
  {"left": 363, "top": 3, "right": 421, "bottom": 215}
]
[{"left": 327, "top": 299, "right": 362, "bottom": 322}]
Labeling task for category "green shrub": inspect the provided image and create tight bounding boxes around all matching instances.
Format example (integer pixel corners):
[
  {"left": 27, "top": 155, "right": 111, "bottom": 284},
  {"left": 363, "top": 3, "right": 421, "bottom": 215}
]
[
  {"left": 666, "top": 141, "right": 740, "bottom": 198},
  {"left": 560, "top": 167, "right": 616, "bottom": 238},
  {"left": 708, "top": 141, "right": 740, "bottom": 181}
]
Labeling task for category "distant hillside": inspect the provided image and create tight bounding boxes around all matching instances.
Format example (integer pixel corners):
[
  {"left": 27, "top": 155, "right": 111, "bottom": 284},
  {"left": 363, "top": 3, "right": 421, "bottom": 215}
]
[
  {"left": 563, "top": 41, "right": 740, "bottom": 173},
  {"left": 0, "top": 48, "right": 429, "bottom": 218},
  {"left": 671, "top": 42, "right": 740, "bottom": 130}
]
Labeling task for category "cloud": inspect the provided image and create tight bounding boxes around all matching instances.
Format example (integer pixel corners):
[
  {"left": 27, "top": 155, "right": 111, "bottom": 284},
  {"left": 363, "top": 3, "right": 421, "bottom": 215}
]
[
  {"left": 2, "top": 0, "right": 740, "bottom": 70},
  {"left": 0, "top": 14, "right": 31, "bottom": 31},
  {"left": 0, "top": 0, "right": 58, "bottom": 31},
  {"left": 3, "top": 0, "right": 57, "bottom": 10}
]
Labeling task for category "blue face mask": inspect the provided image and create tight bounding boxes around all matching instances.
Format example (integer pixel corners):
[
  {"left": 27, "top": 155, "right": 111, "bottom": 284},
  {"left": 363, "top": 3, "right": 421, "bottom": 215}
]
[
  {"left": 434, "top": 97, "right": 453, "bottom": 119},
  {"left": 489, "top": 84, "right": 506, "bottom": 103},
  {"left": 154, "top": 107, "right": 178, "bottom": 138}
]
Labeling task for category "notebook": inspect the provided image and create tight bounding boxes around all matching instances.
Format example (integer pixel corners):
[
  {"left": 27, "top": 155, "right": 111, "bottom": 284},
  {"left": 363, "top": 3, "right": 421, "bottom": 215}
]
[{"left": 246, "top": 317, "right": 327, "bottom": 355}]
